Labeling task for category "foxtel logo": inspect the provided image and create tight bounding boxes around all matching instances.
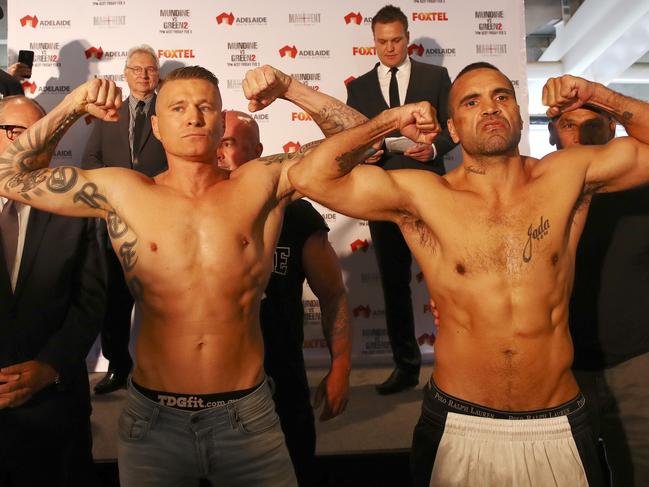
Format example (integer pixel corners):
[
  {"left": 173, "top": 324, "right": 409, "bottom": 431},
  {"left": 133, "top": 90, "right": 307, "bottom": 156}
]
[
  {"left": 20, "top": 15, "right": 38, "bottom": 27},
  {"left": 350, "top": 239, "right": 369, "bottom": 252},
  {"left": 279, "top": 45, "right": 298, "bottom": 58},
  {"left": 353, "top": 305, "right": 371, "bottom": 318},
  {"left": 21, "top": 81, "right": 37, "bottom": 94},
  {"left": 85, "top": 47, "right": 104, "bottom": 59},
  {"left": 291, "top": 112, "right": 312, "bottom": 121},
  {"left": 417, "top": 332, "right": 436, "bottom": 345},
  {"left": 352, "top": 46, "right": 376, "bottom": 56},
  {"left": 283, "top": 141, "right": 301, "bottom": 153},
  {"left": 158, "top": 49, "right": 196, "bottom": 59},
  {"left": 344, "top": 12, "right": 362, "bottom": 25},
  {"left": 216, "top": 12, "right": 234, "bottom": 25},
  {"left": 408, "top": 44, "right": 425, "bottom": 57},
  {"left": 412, "top": 12, "right": 449, "bottom": 21}
]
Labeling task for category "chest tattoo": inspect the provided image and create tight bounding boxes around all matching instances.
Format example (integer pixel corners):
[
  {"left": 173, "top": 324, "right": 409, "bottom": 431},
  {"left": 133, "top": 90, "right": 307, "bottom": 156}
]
[{"left": 522, "top": 216, "right": 550, "bottom": 263}]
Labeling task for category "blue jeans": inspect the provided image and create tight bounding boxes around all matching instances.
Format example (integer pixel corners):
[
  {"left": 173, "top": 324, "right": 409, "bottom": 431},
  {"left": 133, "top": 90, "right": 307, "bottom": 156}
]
[{"left": 117, "top": 379, "right": 297, "bottom": 487}]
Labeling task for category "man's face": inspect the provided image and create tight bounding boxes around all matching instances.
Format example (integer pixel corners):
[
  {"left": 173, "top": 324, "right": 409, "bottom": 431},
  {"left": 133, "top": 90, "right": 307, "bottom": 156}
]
[
  {"left": 448, "top": 68, "right": 522, "bottom": 157},
  {"left": 217, "top": 111, "right": 262, "bottom": 170},
  {"left": 0, "top": 99, "right": 42, "bottom": 153},
  {"left": 151, "top": 78, "right": 224, "bottom": 163},
  {"left": 550, "top": 108, "right": 615, "bottom": 149},
  {"left": 373, "top": 21, "right": 409, "bottom": 68},
  {"left": 124, "top": 51, "right": 159, "bottom": 99}
]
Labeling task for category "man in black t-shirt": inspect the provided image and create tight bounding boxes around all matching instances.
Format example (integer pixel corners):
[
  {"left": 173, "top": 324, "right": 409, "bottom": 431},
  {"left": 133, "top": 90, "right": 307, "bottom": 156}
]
[
  {"left": 218, "top": 110, "right": 352, "bottom": 486},
  {"left": 549, "top": 107, "right": 649, "bottom": 487}
]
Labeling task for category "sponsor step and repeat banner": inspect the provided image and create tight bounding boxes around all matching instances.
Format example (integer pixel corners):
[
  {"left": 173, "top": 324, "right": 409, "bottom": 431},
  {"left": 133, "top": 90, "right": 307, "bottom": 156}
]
[{"left": 9, "top": 0, "right": 527, "bottom": 368}]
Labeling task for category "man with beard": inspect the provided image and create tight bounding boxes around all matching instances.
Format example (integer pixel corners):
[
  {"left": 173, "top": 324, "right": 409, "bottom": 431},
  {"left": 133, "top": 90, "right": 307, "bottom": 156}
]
[
  {"left": 549, "top": 106, "right": 649, "bottom": 487},
  {"left": 284, "top": 62, "right": 649, "bottom": 485}
]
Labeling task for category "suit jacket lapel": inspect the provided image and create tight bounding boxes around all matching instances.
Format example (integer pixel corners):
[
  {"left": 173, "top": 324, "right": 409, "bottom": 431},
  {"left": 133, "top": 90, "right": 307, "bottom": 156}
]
[
  {"left": 138, "top": 94, "right": 156, "bottom": 151},
  {"left": 13, "top": 209, "right": 50, "bottom": 300},
  {"left": 371, "top": 64, "right": 389, "bottom": 111},
  {"left": 0, "top": 242, "right": 12, "bottom": 302},
  {"left": 404, "top": 58, "right": 421, "bottom": 105}
]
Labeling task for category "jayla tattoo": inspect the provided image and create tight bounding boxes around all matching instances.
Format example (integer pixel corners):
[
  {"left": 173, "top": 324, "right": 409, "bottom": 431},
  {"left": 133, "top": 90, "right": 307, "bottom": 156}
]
[
  {"left": 523, "top": 216, "right": 550, "bottom": 263},
  {"left": 47, "top": 166, "right": 79, "bottom": 193}
]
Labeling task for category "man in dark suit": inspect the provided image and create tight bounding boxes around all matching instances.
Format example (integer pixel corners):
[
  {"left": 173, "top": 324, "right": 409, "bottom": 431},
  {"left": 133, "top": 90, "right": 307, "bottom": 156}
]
[
  {"left": 346, "top": 4, "right": 456, "bottom": 394},
  {"left": 0, "top": 95, "right": 106, "bottom": 486},
  {"left": 82, "top": 44, "right": 167, "bottom": 394}
]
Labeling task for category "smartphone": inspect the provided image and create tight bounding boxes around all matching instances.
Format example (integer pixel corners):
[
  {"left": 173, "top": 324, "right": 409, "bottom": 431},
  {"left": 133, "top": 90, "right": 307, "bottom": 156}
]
[{"left": 17, "top": 50, "right": 34, "bottom": 78}]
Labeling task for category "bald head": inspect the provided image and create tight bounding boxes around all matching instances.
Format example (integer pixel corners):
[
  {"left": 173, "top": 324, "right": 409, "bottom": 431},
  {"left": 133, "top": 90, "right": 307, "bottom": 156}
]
[
  {"left": 217, "top": 110, "right": 263, "bottom": 170},
  {"left": 0, "top": 96, "right": 45, "bottom": 153}
]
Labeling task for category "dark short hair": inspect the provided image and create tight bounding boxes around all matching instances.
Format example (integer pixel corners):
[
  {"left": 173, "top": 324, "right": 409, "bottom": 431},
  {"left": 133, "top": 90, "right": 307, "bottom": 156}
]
[
  {"left": 448, "top": 62, "right": 515, "bottom": 116},
  {"left": 159, "top": 65, "right": 219, "bottom": 91},
  {"left": 372, "top": 5, "right": 408, "bottom": 33},
  {"left": 549, "top": 103, "right": 612, "bottom": 123}
]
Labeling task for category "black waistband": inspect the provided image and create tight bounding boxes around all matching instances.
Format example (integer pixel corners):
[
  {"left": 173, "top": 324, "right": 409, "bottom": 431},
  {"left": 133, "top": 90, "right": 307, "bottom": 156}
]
[
  {"left": 132, "top": 380, "right": 263, "bottom": 411},
  {"left": 427, "top": 380, "right": 585, "bottom": 420}
]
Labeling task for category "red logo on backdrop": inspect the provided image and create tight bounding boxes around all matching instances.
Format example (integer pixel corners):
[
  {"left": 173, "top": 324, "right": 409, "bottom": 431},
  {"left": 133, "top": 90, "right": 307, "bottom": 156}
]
[
  {"left": 344, "top": 12, "right": 363, "bottom": 25},
  {"left": 350, "top": 239, "right": 369, "bottom": 252},
  {"left": 344, "top": 76, "right": 356, "bottom": 86},
  {"left": 85, "top": 47, "right": 104, "bottom": 60},
  {"left": 353, "top": 305, "right": 371, "bottom": 318},
  {"left": 283, "top": 141, "right": 301, "bottom": 153},
  {"left": 216, "top": 12, "right": 235, "bottom": 25},
  {"left": 352, "top": 46, "right": 376, "bottom": 56},
  {"left": 21, "top": 81, "right": 36, "bottom": 94},
  {"left": 412, "top": 12, "right": 449, "bottom": 22},
  {"left": 416, "top": 272, "right": 424, "bottom": 282},
  {"left": 20, "top": 15, "right": 39, "bottom": 27},
  {"left": 279, "top": 45, "right": 298, "bottom": 58},
  {"left": 408, "top": 43, "right": 425, "bottom": 57},
  {"left": 417, "top": 333, "right": 436, "bottom": 346}
]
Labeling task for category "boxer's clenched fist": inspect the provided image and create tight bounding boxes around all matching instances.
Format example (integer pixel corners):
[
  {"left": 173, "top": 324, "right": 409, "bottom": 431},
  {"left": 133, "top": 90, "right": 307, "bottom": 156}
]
[
  {"left": 243, "top": 65, "right": 292, "bottom": 112},
  {"left": 542, "top": 75, "right": 596, "bottom": 118},
  {"left": 67, "top": 78, "right": 122, "bottom": 122},
  {"left": 397, "top": 101, "right": 441, "bottom": 146}
]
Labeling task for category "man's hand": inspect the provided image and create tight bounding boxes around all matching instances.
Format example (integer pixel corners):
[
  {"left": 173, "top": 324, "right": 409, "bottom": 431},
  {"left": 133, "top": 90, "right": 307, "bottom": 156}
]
[
  {"left": 397, "top": 102, "right": 441, "bottom": 146},
  {"left": 66, "top": 78, "right": 122, "bottom": 122},
  {"left": 313, "top": 365, "right": 349, "bottom": 421},
  {"left": 404, "top": 143, "right": 435, "bottom": 162},
  {"left": 364, "top": 140, "right": 384, "bottom": 164},
  {"left": 243, "top": 65, "right": 292, "bottom": 112},
  {"left": 543, "top": 75, "right": 596, "bottom": 118},
  {"left": 0, "top": 360, "right": 58, "bottom": 409},
  {"left": 7, "top": 62, "right": 31, "bottom": 81}
]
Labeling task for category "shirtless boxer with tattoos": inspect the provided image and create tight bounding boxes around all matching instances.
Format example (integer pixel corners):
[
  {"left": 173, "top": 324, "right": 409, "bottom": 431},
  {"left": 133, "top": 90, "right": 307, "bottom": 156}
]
[
  {"left": 283, "top": 62, "right": 649, "bottom": 486},
  {"left": 0, "top": 65, "right": 434, "bottom": 486}
]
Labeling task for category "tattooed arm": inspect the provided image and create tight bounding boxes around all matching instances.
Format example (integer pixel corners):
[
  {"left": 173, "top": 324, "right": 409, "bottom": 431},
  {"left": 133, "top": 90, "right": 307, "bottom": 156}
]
[
  {"left": 302, "top": 230, "right": 352, "bottom": 421},
  {"left": 287, "top": 102, "right": 440, "bottom": 221},
  {"left": 544, "top": 75, "right": 649, "bottom": 192},
  {"left": 244, "top": 65, "right": 367, "bottom": 136},
  {"left": 0, "top": 79, "right": 125, "bottom": 217}
]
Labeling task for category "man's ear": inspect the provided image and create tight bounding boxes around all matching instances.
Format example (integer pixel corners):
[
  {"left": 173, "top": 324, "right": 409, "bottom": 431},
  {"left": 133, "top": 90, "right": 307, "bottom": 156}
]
[
  {"left": 447, "top": 118, "right": 459, "bottom": 144},
  {"left": 548, "top": 122, "right": 558, "bottom": 147},
  {"left": 151, "top": 115, "right": 160, "bottom": 141}
]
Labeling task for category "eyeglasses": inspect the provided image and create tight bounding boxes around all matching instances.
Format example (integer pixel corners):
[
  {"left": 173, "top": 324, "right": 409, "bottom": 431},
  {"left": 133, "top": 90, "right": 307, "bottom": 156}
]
[
  {"left": 126, "top": 66, "right": 159, "bottom": 76},
  {"left": 0, "top": 124, "right": 27, "bottom": 141}
]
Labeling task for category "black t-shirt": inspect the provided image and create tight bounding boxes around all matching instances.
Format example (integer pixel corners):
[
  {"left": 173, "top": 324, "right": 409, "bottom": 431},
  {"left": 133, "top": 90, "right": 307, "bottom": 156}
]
[
  {"left": 261, "top": 200, "right": 329, "bottom": 362},
  {"left": 570, "top": 186, "right": 649, "bottom": 369},
  {"left": 0, "top": 70, "right": 23, "bottom": 98}
]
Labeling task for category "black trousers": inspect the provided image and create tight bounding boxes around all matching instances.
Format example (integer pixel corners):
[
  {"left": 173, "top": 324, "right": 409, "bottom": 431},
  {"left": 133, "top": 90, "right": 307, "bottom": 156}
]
[
  {"left": 262, "top": 319, "right": 320, "bottom": 487},
  {"left": 369, "top": 220, "right": 420, "bottom": 374},
  {"left": 99, "top": 222, "right": 134, "bottom": 373},
  {"left": 0, "top": 387, "right": 98, "bottom": 487}
]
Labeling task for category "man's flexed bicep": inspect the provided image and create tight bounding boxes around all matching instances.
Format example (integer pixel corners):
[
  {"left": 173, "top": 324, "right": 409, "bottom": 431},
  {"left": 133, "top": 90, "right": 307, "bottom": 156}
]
[{"left": 583, "top": 137, "right": 649, "bottom": 193}]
